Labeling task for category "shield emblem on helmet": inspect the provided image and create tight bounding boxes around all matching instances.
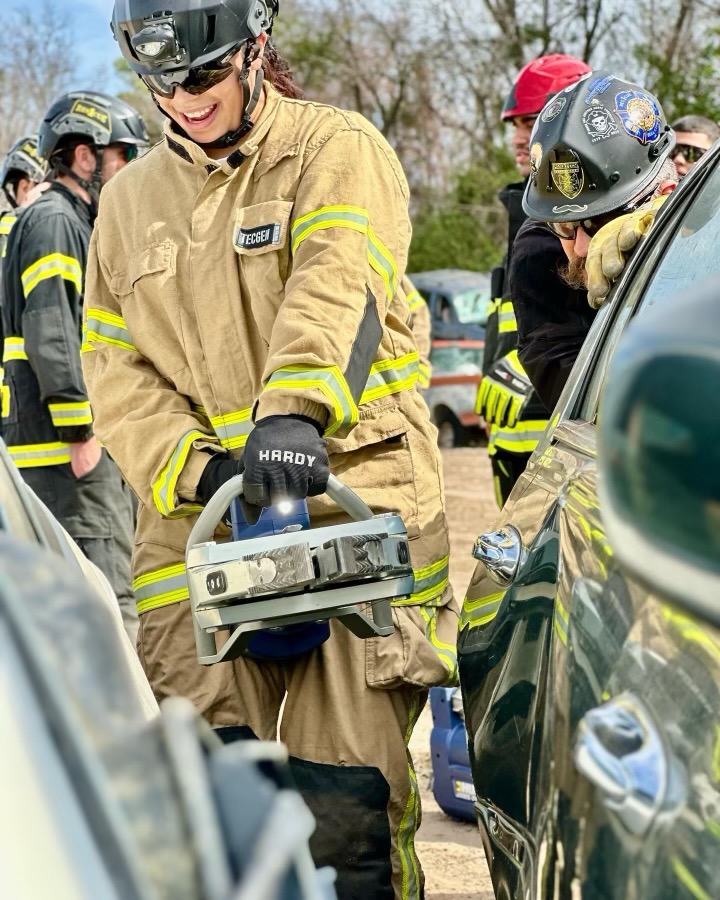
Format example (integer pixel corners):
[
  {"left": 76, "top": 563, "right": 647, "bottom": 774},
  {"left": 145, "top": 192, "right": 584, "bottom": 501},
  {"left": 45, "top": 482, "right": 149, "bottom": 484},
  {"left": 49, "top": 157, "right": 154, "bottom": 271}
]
[
  {"left": 615, "top": 90, "right": 661, "bottom": 144},
  {"left": 551, "top": 160, "right": 584, "bottom": 199}
]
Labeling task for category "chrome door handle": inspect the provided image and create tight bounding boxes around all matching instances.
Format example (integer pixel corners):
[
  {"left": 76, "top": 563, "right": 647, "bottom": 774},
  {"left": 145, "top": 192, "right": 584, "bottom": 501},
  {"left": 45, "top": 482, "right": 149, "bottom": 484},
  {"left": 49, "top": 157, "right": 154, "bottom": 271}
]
[
  {"left": 472, "top": 525, "right": 525, "bottom": 586},
  {"left": 574, "top": 693, "right": 670, "bottom": 835}
]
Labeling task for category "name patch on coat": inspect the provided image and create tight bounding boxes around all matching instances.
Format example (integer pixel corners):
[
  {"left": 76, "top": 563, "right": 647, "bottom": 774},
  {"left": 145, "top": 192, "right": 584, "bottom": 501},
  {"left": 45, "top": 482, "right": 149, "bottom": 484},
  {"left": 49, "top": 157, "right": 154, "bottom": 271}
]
[{"left": 234, "top": 223, "right": 282, "bottom": 250}]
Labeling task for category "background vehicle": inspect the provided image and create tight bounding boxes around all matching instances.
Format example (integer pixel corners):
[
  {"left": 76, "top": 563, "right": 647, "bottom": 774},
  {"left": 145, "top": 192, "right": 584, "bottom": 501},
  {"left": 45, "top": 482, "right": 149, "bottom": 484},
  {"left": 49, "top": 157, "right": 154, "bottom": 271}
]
[
  {"left": 459, "top": 143, "right": 720, "bottom": 899},
  {"left": 409, "top": 269, "right": 490, "bottom": 340},
  {"left": 424, "top": 338, "right": 484, "bottom": 447},
  {"left": 0, "top": 440, "right": 334, "bottom": 900}
]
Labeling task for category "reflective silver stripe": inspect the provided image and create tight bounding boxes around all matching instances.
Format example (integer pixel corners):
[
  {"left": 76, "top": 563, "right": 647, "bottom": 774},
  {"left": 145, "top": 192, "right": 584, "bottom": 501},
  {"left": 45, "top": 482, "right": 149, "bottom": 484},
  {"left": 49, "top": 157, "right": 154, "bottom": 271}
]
[
  {"left": 21, "top": 253, "right": 82, "bottom": 298},
  {"left": 210, "top": 409, "right": 254, "bottom": 450},
  {"left": 360, "top": 352, "right": 419, "bottom": 405},
  {"left": 406, "top": 289, "right": 423, "bottom": 312},
  {"left": 133, "top": 564, "right": 189, "bottom": 613},
  {"left": 2, "top": 337, "right": 28, "bottom": 362},
  {"left": 263, "top": 366, "right": 358, "bottom": 437},
  {"left": 8, "top": 442, "right": 71, "bottom": 468},
  {"left": 152, "top": 430, "right": 207, "bottom": 518},
  {"left": 83, "top": 308, "right": 136, "bottom": 352},
  {"left": 48, "top": 401, "right": 92, "bottom": 427}
]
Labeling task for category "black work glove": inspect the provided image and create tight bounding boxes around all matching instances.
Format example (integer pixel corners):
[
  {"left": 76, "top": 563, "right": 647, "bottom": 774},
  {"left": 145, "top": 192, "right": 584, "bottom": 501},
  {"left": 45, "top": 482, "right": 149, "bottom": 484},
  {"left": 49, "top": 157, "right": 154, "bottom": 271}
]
[
  {"left": 197, "top": 455, "right": 245, "bottom": 504},
  {"left": 242, "top": 414, "right": 329, "bottom": 508}
]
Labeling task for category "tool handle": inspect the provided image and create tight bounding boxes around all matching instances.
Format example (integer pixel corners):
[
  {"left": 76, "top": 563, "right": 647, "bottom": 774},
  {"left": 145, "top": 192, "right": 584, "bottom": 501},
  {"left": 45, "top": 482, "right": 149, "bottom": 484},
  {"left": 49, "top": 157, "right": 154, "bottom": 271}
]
[{"left": 187, "top": 473, "right": 374, "bottom": 552}]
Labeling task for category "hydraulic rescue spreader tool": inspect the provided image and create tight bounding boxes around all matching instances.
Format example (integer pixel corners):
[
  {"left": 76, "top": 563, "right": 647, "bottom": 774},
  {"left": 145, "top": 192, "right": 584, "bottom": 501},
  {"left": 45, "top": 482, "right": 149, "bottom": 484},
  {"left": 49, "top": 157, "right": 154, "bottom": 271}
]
[{"left": 186, "top": 474, "right": 414, "bottom": 665}]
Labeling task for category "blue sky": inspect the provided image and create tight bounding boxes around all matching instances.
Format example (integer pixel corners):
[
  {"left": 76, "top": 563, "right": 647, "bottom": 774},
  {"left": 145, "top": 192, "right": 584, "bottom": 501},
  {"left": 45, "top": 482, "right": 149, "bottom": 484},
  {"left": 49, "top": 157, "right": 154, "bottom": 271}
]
[{"left": 13, "top": 0, "right": 125, "bottom": 92}]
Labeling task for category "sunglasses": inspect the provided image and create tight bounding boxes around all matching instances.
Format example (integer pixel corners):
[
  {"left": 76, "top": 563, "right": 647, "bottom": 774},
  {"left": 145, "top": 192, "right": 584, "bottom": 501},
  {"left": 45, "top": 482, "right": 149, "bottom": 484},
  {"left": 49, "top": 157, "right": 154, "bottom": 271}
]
[
  {"left": 118, "top": 145, "right": 140, "bottom": 163},
  {"left": 546, "top": 213, "right": 618, "bottom": 240},
  {"left": 140, "top": 46, "right": 240, "bottom": 99},
  {"left": 671, "top": 144, "right": 707, "bottom": 164}
]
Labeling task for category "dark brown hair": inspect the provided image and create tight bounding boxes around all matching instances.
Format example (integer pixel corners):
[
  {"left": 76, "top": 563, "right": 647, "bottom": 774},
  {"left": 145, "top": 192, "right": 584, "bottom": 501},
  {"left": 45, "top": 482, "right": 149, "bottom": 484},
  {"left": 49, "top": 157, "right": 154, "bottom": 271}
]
[{"left": 262, "top": 42, "right": 304, "bottom": 100}]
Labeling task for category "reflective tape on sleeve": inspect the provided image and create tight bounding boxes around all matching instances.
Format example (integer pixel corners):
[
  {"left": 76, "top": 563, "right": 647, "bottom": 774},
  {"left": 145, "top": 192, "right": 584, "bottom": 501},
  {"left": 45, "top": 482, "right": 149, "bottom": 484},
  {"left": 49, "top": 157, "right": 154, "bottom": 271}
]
[
  {"left": 418, "top": 362, "right": 431, "bottom": 389},
  {"left": 22, "top": 253, "right": 83, "bottom": 299},
  {"left": 291, "top": 205, "right": 398, "bottom": 299},
  {"left": 8, "top": 441, "right": 72, "bottom": 468},
  {"left": 491, "top": 419, "right": 547, "bottom": 454},
  {"left": 264, "top": 365, "right": 358, "bottom": 437},
  {"left": 133, "top": 563, "right": 189, "bottom": 614},
  {"left": 152, "top": 430, "right": 207, "bottom": 518},
  {"left": 405, "top": 289, "right": 424, "bottom": 312},
  {"left": 498, "top": 300, "right": 517, "bottom": 334},
  {"left": 419, "top": 604, "right": 458, "bottom": 684},
  {"left": 48, "top": 400, "right": 92, "bottom": 428},
  {"left": 392, "top": 555, "right": 450, "bottom": 606},
  {"left": 82, "top": 308, "right": 137, "bottom": 353},
  {"left": 210, "top": 408, "right": 254, "bottom": 450},
  {"left": 3, "top": 337, "right": 28, "bottom": 362},
  {"left": 360, "top": 351, "right": 419, "bottom": 404}
]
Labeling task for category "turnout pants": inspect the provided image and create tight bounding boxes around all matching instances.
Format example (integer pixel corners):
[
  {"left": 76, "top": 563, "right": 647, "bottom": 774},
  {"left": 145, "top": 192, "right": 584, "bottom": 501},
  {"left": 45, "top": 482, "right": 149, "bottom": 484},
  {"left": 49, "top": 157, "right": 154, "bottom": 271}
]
[
  {"left": 21, "top": 449, "right": 138, "bottom": 643},
  {"left": 490, "top": 449, "right": 532, "bottom": 508},
  {"left": 139, "top": 592, "right": 458, "bottom": 900}
]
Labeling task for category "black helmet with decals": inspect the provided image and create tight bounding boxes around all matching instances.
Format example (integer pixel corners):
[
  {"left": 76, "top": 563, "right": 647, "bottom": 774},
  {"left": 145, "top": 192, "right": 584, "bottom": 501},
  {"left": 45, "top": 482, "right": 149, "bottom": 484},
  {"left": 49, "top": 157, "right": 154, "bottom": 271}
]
[
  {"left": 0, "top": 135, "right": 47, "bottom": 207},
  {"left": 523, "top": 71, "right": 675, "bottom": 222},
  {"left": 112, "top": 0, "right": 278, "bottom": 149},
  {"left": 38, "top": 91, "right": 149, "bottom": 162}
]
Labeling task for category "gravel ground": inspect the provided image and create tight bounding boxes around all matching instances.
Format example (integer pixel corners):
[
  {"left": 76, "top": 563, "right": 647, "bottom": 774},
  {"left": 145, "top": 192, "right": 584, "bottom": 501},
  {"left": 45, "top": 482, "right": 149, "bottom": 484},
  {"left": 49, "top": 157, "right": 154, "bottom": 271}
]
[{"left": 409, "top": 447, "right": 499, "bottom": 900}]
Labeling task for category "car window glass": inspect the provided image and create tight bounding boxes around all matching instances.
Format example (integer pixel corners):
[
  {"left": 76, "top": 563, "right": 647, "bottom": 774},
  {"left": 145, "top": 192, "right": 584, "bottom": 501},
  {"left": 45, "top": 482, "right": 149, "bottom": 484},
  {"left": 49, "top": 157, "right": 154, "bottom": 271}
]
[
  {"left": 579, "top": 164, "right": 720, "bottom": 419},
  {"left": 451, "top": 288, "right": 490, "bottom": 326},
  {"left": 429, "top": 343, "right": 484, "bottom": 374}
]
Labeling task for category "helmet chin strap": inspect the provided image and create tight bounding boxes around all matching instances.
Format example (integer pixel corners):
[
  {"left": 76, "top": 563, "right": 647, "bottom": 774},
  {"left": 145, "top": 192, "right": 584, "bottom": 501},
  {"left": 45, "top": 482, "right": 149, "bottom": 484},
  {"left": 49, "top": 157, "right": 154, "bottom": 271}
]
[
  {"left": 55, "top": 148, "right": 104, "bottom": 207},
  {"left": 2, "top": 185, "right": 18, "bottom": 209},
  {"left": 159, "top": 42, "right": 265, "bottom": 151}
]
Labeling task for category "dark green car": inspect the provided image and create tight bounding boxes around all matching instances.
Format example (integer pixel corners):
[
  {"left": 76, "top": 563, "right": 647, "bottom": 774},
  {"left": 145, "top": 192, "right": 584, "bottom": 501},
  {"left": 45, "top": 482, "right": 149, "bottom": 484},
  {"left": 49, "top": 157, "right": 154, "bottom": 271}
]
[{"left": 459, "top": 141, "right": 720, "bottom": 899}]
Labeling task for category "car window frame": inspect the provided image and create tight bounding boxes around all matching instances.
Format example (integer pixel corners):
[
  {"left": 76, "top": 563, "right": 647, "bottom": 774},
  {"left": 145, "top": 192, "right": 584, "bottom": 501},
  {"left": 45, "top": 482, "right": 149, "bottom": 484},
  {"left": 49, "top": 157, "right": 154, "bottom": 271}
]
[{"left": 532, "top": 146, "right": 720, "bottom": 461}]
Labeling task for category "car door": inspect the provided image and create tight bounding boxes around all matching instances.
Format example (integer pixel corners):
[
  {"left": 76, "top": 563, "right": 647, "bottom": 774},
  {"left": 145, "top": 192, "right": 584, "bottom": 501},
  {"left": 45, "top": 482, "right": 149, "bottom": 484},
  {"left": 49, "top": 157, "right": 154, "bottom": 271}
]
[{"left": 459, "top": 146, "right": 720, "bottom": 900}]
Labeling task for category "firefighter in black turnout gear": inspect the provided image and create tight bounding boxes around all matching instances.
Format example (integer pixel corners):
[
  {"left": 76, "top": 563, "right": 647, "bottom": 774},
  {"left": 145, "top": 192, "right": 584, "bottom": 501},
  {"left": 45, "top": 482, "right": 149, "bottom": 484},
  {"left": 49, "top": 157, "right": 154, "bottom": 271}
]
[
  {"left": 1, "top": 92, "right": 148, "bottom": 642},
  {"left": 477, "top": 55, "right": 591, "bottom": 507}
]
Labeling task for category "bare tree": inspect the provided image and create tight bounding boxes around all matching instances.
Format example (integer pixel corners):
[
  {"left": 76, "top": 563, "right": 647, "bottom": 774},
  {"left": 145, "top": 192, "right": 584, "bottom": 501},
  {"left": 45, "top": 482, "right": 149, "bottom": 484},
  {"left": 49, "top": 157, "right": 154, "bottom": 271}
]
[{"left": 0, "top": 2, "right": 77, "bottom": 153}]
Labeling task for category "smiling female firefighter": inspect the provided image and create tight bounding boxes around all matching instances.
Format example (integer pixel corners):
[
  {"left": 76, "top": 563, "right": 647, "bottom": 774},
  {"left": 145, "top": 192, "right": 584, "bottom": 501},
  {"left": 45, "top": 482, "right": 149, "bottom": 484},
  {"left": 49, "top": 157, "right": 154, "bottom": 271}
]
[{"left": 81, "top": 2, "right": 459, "bottom": 897}]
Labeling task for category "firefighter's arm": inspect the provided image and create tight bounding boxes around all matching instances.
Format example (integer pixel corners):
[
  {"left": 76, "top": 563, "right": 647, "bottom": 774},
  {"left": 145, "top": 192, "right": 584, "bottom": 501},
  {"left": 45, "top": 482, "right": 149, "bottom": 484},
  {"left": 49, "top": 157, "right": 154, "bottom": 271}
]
[
  {"left": 404, "top": 278, "right": 432, "bottom": 388},
  {"left": 81, "top": 229, "right": 223, "bottom": 518},
  {"left": 476, "top": 292, "right": 519, "bottom": 422},
  {"left": 19, "top": 213, "right": 93, "bottom": 441},
  {"left": 254, "top": 125, "right": 411, "bottom": 436}
]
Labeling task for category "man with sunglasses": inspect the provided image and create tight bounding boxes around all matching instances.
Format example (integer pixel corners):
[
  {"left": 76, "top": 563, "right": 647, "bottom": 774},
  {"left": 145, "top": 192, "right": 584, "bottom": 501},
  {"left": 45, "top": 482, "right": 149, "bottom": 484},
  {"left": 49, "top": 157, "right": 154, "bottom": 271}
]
[
  {"left": 81, "top": 2, "right": 459, "bottom": 898},
  {"left": 1, "top": 91, "right": 148, "bottom": 643},
  {"left": 512, "top": 72, "right": 677, "bottom": 410},
  {"left": 671, "top": 115, "right": 719, "bottom": 177}
]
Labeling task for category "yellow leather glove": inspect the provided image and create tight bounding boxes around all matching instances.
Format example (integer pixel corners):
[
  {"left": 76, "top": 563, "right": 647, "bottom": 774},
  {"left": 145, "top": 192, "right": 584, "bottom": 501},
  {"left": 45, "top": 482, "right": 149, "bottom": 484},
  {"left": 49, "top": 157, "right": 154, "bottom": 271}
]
[
  {"left": 475, "top": 350, "right": 533, "bottom": 428},
  {"left": 586, "top": 195, "right": 668, "bottom": 309}
]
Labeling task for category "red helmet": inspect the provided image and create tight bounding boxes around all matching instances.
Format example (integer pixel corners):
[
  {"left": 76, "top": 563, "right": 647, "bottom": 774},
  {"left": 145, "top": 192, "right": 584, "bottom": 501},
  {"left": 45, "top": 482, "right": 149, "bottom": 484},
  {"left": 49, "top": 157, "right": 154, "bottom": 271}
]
[{"left": 502, "top": 54, "right": 592, "bottom": 121}]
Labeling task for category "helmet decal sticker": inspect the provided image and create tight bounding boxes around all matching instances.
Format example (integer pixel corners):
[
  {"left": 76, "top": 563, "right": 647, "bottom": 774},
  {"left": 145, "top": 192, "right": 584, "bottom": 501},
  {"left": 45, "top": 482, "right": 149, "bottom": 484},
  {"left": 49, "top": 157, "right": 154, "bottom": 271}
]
[
  {"left": 541, "top": 96, "right": 566, "bottom": 123},
  {"left": 584, "top": 75, "right": 614, "bottom": 104},
  {"left": 552, "top": 203, "right": 588, "bottom": 214},
  {"left": 70, "top": 100, "right": 112, "bottom": 133},
  {"left": 614, "top": 90, "right": 661, "bottom": 144},
  {"left": 582, "top": 103, "right": 620, "bottom": 143},
  {"left": 530, "top": 142, "right": 543, "bottom": 176},
  {"left": 551, "top": 160, "right": 584, "bottom": 199}
]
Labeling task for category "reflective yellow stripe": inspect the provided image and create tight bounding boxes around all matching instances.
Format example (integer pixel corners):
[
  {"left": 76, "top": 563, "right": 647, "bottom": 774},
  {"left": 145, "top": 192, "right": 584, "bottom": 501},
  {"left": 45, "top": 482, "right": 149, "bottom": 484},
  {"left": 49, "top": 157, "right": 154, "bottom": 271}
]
[
  {"left": 209, "top": 408, "right": 253, "bottom": 450},
  {"left": 133, "top": 563, "right": 189, "bottom": 614},
  {"left": 393, "top": 555, "right": 450, "bottom": 606},
  {"left": 0, "top": 214, "right": 17, "bottom": 236},
  {"left": 418, "top": 362, "right": 431, "bottom": 388},
  {"left": 2, "top": 337, "right": 28, "bottom": 362},
  {"left": 21, "top": 253, "right": 82, "bottom": 299},
  {"left": 420, "top": 605, "right": 458, "bottom": 684},
  {"left": 491, "top": 419, "right": 547, "bottom": 454},
  {"left": 554, "top": 596, "right": 569, "bottom": 646},
  {"left": 264, "top": 365, "right": 358, "bottom": 437},
  {"left": 406, "top": 289, "right": 424, "bottom": 312},
  {"left": 360, "top": 351, "right": 419, "bottom": 404},
  {"left": 397, "top": 694, "right": 423, "bottom": 900},
  {"left": 461, "top": 590, "right": 505, "bottom": 628},
  {"left": 48, "top": 400, "right": 92, "bottom": 428},
  {"left": 152, "top": 430, "right": 207, "bottom": 518},
  {"left": 1, "top": 384, "right": 9, "bottom": 419},
  {"left": 671, "top": 858, "right": 711, "bottom": 900},
  {"left": 8, "top": 441, "right": 71, "bottom": 468},
  {"left": 82, "top": 308, "right": 136, "bottom": 353},
  {"left": 291, "top": 205, "right": 398, "bottom": 299},
  {"left": 498, "top": 300, "right": 517, "bottom": 334}
]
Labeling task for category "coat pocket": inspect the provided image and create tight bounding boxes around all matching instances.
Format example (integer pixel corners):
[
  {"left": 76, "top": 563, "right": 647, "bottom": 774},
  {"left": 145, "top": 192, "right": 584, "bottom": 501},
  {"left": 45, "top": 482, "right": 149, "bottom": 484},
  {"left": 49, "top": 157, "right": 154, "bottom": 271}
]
[{"left": 232, "top": 199, "right": 293, "bottom": 257}]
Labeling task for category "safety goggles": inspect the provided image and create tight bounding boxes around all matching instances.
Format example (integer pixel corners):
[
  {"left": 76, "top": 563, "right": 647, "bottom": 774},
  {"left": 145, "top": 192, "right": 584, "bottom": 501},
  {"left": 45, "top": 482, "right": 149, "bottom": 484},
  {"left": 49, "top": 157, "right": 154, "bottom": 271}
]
[
  {"left": 117, "top": 145, "right": 140, "bottom": 163},
  {"left": 671, "top": 143, "right": 707, "bottom": 164},
  {"left": 546, "top": 213, "right": 618, "bottom": 240},
  {"left": 140, "top": 47, "right": 240, "bottom": 99}
]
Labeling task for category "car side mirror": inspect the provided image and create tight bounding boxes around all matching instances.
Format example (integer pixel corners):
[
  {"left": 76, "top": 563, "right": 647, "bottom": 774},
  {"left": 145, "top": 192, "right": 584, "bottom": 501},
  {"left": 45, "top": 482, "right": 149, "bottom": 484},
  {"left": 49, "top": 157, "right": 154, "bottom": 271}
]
[{"left": 598, "top": 276, "right": 720, "bottom": 626}]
